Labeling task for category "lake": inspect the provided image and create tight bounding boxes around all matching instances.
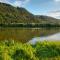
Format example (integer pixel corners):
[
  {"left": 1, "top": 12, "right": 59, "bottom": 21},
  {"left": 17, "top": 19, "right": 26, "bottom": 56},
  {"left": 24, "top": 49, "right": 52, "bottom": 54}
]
[
  {"left": 0, "top": 27, "right": 60, "bottom": 43},
  {"left": 28, "top": 32, "right": 60, "bottom": 44}
]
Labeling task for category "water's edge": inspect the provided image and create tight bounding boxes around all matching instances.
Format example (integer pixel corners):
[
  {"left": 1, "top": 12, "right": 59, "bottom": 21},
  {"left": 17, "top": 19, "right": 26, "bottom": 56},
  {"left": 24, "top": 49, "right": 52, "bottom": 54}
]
[{"left": 28, "top": 32, "right": 60, "bottom": 44}]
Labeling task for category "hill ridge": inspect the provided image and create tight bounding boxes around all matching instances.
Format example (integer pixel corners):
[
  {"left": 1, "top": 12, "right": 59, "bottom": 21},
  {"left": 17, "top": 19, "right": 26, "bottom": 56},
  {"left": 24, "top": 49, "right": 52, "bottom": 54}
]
[{"left": 0, "top": 2, "right": 60, "bottom": 27}]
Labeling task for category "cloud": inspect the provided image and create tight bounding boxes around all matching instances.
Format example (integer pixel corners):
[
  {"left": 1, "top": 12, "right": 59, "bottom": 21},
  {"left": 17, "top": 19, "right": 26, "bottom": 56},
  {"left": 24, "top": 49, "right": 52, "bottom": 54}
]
[
  {"left": 13, "top": 0, "right": 30, "bottom": 7},
  {"left": 54, "top": 0, "right": 60, "bottom": 2},
  {"left": 0, "top": 0, "right": 10, "bottom": 4},
  {"left": 46, "top": 10, "right": 60, "bottom": 19},
  {"left": 0, "top": 0, "right": 30, "bottom": 7}
]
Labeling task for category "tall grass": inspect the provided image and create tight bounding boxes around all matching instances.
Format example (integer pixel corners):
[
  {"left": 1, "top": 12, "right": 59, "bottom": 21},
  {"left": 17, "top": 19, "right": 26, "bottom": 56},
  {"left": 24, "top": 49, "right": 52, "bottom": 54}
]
[{"left": 0, "top": 40, "right": 60, "bottom": 60}]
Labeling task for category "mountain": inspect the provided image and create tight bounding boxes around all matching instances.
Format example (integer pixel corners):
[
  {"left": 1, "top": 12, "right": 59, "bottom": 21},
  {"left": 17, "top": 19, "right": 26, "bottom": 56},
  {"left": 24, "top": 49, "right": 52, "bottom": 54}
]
[
  {"left": 0, "top": 2, "right": 60, "bottom": 25},
  {"left": 0, "top": 2, "right": 39, "bottom": 24},
  {"left": 36, "top": 15, "right": 60, "bottom": 24}
]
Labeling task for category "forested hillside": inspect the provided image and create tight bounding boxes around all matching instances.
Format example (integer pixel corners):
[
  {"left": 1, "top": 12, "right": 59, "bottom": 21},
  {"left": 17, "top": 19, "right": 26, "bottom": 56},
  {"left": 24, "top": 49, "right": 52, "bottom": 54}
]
[
  {"left": 0, "top": 2, "right": 60, "bottom": 27},
  {"left": 0, "top": 2, "right": 38, "bottom": 24}
]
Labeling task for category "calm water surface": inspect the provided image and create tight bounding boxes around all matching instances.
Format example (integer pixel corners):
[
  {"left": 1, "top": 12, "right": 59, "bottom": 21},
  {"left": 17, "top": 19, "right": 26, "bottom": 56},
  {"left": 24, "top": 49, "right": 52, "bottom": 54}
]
[
  {"left": 0, "top": 27, "right": 60, "bottom": 43},
  {"left": 28, "top": 32, "right": 60, "bottom": 44}
]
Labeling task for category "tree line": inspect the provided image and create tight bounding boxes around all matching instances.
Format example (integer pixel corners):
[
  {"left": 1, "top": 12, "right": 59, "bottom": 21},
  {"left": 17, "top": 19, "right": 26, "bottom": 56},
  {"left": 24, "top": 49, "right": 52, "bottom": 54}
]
[{"left": 0, "top": 23, "right": 60, "bottom": 28}]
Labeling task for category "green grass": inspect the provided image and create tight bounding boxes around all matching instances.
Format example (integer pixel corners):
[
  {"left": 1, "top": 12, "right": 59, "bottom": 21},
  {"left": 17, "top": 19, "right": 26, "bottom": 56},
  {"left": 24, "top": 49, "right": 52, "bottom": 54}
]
[{"left": 0, "top": 40, "right": 60, "bottom": 60}]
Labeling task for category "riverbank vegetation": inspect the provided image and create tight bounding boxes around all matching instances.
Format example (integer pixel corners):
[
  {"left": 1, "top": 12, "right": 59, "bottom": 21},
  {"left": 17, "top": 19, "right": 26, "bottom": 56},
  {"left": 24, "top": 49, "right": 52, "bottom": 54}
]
[
  {"left": 0, "top": 23, "right": 60, "bottom": 28},
  {"left": 0, "top": 40, "right": 60, "bottom": 60}
]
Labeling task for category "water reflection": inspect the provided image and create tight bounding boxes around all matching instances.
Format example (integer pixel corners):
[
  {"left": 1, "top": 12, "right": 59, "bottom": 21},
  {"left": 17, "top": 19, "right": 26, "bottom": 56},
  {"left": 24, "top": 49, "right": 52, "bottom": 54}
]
[
  {"left": 28, "top": 32, "right": 60, "bottom": 44},
  {"left": 0, "top": 28, "right": 60, "bottom": 42}
]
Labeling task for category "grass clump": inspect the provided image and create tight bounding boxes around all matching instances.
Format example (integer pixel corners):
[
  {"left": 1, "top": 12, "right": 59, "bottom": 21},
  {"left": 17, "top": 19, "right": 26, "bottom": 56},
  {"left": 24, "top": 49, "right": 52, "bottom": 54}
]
[{"left": 0, "top": 40, "right": 60, "bottom": 60}]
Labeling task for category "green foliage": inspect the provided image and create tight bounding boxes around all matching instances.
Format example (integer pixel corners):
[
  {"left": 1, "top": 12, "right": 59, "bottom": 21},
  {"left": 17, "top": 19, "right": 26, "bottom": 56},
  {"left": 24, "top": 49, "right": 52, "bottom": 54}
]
[
  {"left": 33, "top": 41, "right": 60, "bottom": 60},
  {"left": 0, "top": 40, "right": 38, "bottom": 60},
  {"left": 0, "top": 40, "right": 60, "bottom": 60}
]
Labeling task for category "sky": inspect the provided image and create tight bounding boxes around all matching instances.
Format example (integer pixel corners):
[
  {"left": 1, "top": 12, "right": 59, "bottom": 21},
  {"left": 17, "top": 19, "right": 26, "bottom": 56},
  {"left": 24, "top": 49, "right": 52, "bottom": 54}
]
[{"left": 0, "top": 0, "right": 60, "bottom": 19}]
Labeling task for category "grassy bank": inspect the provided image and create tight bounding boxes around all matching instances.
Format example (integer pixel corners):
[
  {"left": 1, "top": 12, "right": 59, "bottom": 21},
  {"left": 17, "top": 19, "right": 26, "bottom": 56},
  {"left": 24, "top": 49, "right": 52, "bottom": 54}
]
[{"left": 0, "top": 40, "right": 60, "bottom": 60}]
